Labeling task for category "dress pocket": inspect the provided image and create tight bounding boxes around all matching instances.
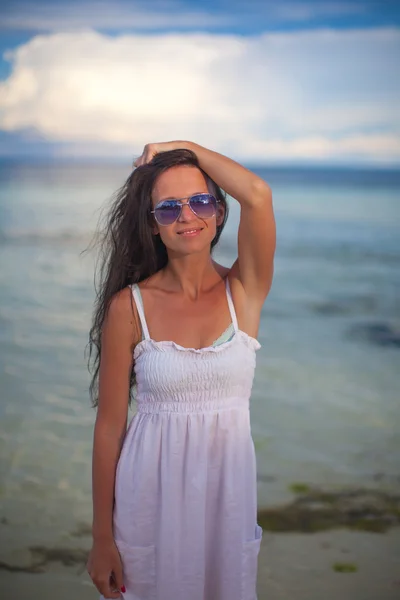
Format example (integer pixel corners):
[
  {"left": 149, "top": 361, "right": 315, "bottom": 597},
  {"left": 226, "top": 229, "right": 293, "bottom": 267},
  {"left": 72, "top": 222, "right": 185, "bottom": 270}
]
[
  {"left": 115, "top": 539, "right": 156, "bottom": 600},
  {"left": 241, "top": 523, "right": 263, "bottom": 600}
]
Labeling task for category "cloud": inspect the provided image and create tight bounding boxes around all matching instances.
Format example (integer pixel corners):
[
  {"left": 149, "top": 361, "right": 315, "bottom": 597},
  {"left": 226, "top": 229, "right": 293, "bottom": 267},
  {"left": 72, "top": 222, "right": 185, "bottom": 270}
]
[{"left": 0, "top": 27, "right": 399, "bottom": 164}]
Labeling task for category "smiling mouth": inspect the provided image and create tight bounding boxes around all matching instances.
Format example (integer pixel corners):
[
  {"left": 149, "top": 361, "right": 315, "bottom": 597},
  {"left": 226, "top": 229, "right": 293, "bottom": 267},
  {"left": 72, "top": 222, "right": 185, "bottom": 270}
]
[{"left": 177, "top": 228, "right": 204, "bottom": 236}]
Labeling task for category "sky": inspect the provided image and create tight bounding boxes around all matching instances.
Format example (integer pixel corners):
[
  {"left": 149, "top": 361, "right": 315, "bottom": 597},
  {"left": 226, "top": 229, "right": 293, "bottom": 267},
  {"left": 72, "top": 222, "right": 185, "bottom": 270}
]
[{"left": 0, "top": 0, "right": 399, "bottom": 166}]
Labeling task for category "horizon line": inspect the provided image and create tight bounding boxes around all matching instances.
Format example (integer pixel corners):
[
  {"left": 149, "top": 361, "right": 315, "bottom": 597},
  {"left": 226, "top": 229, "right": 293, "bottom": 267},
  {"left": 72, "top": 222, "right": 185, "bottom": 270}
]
[{"left": 0, "top": 156, "right": 399, "bottom": 172}]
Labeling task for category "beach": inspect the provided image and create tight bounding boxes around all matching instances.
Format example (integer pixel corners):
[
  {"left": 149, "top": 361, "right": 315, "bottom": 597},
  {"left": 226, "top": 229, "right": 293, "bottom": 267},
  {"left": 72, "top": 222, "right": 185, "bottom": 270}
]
[
  {"left": 2, "top": 527, "right": 400, "bottom": 599},
  {"left": 1, "top": 481, "right": 400, "bottom": 598}
]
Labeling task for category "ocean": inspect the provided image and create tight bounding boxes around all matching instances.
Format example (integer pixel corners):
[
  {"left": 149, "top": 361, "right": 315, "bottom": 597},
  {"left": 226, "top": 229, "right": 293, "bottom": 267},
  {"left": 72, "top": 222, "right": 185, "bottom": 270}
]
[{"left": 0, "top": 161, "right": 399, "bottom": 550}]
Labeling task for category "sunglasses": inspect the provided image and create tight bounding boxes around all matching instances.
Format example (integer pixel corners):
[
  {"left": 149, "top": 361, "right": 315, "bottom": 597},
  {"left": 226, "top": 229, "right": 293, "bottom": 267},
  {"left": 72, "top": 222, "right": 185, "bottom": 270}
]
[{"left": 151, "top": 193, "right": 219, "bottom": 226}]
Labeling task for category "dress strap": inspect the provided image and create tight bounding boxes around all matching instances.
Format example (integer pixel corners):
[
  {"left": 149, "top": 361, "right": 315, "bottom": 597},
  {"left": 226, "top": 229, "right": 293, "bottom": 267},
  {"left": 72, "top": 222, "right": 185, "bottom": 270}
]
[
  {"left": 225, "top": 277, "right": 239, "bottom": 332},
  {"left": 130, "top": 283, "right": 150, "bottom": 340}
]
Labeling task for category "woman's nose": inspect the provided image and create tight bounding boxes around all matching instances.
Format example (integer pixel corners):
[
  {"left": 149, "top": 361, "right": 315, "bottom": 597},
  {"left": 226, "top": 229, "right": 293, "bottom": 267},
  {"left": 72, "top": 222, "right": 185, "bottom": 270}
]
[{"left": 178, "top": 202, "right": 196, "bottom": 221}]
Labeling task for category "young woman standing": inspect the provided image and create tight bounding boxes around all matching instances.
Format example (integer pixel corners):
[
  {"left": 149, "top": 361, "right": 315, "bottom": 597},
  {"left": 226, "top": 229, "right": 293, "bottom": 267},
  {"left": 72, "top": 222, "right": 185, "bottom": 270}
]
[{"left": 86, "top": 141, "right": 276, "bottom": 600}]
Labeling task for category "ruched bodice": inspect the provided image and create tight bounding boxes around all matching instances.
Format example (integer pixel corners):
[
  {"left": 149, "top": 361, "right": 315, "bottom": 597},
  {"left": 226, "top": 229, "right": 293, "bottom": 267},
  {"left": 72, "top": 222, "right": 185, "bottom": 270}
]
[
  {"left": 134, "top": 331, "right": 260, "bottom": 414},
  {"left": 102, "top": 277, "right": 263, "bottom": 600}
]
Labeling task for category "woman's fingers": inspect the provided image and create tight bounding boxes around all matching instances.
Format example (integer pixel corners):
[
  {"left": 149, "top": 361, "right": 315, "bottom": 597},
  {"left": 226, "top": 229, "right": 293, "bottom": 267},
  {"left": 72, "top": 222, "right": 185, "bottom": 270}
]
[
  {"left": 112, "top": 557, "right": 125, "bottom": 595},
  {"left": 143, "top": 143, "right": 158, "bottom": 164},
  {"left": 92, "top": 573, "right": 122, "bottom": 598},
  {"left": 133, "top": 141, "right": 183, "bottom": 168},
  {"left": 133, "top": 143, "right": 152, "bottom": 168},
  {"left": 134, "top": 142, "right": 173, "bottom": 168}
]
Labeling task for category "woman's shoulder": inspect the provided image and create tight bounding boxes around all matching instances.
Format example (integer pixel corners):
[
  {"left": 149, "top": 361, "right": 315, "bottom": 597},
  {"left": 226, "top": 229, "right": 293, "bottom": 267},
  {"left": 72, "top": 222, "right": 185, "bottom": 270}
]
[
  {"left": 223, "top": 261, "right": 263, "bottom": 338},
  {"left": 107, "top": 286, "right": 141, "bottom": 345},
  {"left": 109, "top": 285, "right": 134, "bottom": 313}
]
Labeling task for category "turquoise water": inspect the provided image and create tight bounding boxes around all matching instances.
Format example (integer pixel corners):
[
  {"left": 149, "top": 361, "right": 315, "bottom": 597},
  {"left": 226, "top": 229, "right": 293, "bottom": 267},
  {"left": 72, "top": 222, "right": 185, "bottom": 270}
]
[{"left": 0, "top": 163, "right": 399, "bottom": 543}]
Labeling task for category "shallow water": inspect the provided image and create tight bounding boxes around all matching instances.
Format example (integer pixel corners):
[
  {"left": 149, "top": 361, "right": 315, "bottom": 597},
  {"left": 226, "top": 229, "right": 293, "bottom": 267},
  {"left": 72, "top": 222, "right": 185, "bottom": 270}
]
[{"left": 0, "top": 162, "right": 399, "bottom": 546}]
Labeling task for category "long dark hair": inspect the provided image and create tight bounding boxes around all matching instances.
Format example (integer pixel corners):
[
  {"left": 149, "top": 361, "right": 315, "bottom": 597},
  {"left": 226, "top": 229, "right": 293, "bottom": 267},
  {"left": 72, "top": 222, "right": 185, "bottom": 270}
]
[{"left": 87, "top": 148, "right": 228, "bottom": 408}]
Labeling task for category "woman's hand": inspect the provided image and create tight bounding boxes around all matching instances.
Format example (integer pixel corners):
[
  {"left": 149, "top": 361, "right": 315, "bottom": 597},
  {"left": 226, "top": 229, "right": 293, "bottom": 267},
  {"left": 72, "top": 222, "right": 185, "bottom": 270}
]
[
  {"left": 133, "top": 141, "right": 187, "bottom": 167},
  {"left": 86, "top": 538, "right": 125, "bottom": 598}
]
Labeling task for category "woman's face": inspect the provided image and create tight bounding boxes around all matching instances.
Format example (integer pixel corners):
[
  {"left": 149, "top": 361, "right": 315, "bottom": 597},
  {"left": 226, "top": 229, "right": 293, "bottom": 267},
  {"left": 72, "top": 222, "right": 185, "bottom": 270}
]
[{"left": 151, "top": 165, "right": 224, "bottom": 254}]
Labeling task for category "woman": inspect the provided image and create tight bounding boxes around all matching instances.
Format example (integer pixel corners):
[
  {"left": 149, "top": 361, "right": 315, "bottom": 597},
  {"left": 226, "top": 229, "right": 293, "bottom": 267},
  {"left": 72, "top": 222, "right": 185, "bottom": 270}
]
[{"left": 86, "top": 141, "right": 276, "bottom": 600}]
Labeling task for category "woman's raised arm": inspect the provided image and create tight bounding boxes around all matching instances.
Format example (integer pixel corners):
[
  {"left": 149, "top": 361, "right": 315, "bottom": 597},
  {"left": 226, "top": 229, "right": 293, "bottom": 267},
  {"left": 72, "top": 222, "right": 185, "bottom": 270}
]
[{"left": 185, "top": 141, "right": 275, "bottom": 304}]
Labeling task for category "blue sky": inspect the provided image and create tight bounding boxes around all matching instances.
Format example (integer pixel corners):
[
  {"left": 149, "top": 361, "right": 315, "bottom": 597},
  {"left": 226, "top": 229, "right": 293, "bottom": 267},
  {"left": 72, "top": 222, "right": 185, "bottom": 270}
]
[{"left": 0, "top": 0, "right": 399, "bottom": 164}]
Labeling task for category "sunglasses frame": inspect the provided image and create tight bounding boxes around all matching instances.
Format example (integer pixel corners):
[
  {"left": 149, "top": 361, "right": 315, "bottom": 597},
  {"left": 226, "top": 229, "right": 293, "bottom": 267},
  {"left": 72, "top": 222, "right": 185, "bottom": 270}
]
[{"left": 150, "top": 192, "right": 219, "bottom": 226}]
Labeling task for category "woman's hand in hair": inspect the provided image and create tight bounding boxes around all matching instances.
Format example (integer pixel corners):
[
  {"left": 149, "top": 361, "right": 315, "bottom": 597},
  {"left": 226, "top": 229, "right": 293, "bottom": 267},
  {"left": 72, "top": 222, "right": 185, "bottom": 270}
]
[{"left": 133, "top": 141, "right": 187, "bottom": 167}]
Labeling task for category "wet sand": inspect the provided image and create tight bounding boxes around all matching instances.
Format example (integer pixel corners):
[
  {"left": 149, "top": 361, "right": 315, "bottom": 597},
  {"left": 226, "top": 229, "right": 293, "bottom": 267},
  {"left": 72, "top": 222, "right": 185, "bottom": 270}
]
[
  {"left": 2, "top": 528, "right": 400, "bottom": 600},
  {"left": 258, "top": 528, "right": 400, "bottom": 600}
]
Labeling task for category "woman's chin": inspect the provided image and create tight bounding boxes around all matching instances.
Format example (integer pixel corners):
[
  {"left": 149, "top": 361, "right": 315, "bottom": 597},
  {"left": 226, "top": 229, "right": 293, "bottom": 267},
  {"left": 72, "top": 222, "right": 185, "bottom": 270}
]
[{"left": 165, "top": 238, "right": 213, "bottom": 256}]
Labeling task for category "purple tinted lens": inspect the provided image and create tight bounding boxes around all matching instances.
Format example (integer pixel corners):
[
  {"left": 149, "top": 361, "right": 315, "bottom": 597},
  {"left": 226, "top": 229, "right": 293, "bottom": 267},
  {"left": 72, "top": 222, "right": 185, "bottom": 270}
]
[
  {"left": 155, "top": 201, "right": 181, "bottom": 225},
  {"left": 189, "top": 194, "right": 217, "bottom": 218}
]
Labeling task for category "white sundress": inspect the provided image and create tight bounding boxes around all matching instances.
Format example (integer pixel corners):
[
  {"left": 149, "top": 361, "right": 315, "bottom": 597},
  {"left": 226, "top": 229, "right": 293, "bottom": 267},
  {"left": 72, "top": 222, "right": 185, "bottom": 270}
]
[{"left": 103, "top": 277, "right": 263, "bottom": 600}]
